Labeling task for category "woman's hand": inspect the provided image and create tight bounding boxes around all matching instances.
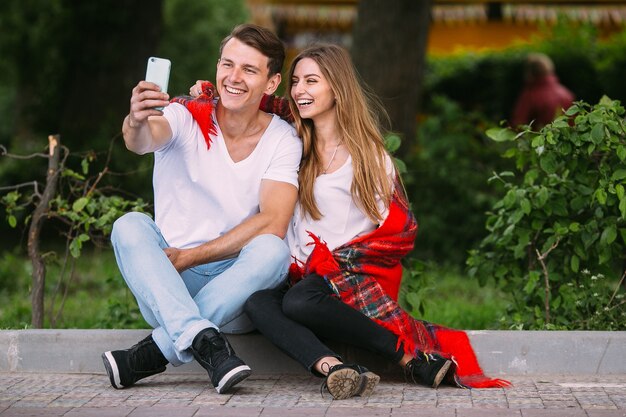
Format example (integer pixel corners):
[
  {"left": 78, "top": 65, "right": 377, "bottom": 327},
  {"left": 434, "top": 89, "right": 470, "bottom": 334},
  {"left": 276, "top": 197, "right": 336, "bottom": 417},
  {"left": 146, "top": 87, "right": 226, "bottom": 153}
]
[{"left": 189, "top": 80, "right": 213, "bottom": 98}]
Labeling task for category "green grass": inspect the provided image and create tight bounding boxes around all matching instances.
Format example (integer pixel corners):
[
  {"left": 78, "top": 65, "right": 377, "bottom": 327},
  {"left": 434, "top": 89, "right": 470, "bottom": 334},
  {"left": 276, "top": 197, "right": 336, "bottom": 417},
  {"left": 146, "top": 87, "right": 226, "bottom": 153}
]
[
  {"left": 401, "top": 263, "right": 510, "bottom": 330},
  {"left": 1, "top": 248, "right": 509, "bottom": 330},
  {"left": 0, "top": 248, "right": 146, "bottom": 329}
]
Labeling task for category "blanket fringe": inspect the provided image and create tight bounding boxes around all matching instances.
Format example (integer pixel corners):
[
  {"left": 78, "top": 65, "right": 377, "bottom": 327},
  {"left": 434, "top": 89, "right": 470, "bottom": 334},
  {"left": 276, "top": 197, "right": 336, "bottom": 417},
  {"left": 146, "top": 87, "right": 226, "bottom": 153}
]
[{"left": 170, "top": 81, "right": 217, "bottom": 150}]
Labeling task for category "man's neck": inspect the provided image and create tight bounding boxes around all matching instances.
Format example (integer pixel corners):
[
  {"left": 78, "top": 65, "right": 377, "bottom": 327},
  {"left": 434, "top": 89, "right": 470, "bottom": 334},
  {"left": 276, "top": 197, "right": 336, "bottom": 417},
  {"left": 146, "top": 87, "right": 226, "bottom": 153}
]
[{"left": 216, "top": 101, "right": 265, "bottom": 141}]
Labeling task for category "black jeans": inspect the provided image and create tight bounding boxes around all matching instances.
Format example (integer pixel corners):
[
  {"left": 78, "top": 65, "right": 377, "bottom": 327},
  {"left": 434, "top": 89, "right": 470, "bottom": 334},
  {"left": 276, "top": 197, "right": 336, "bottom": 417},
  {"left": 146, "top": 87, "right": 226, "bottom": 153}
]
[{"left": 244, "top": 274, "right": 404, "bottom": 375}]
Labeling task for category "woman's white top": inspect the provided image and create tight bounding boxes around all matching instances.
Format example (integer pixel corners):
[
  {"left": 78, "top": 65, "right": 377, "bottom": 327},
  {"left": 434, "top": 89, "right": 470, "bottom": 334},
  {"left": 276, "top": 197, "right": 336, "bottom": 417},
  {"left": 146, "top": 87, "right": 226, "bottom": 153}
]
[{"left": 287, "top": 154, "right": 394, "bottom": 263}]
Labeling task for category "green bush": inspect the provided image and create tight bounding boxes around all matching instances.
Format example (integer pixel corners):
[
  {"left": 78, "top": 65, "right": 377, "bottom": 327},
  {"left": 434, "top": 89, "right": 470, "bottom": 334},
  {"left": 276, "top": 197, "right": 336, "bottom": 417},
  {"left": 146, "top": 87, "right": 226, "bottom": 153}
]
[
  {"left": 405, "top": 96, "right": 513, "bottom": 264},
  {"left": 467, "top": 97, "right": 626, "bottom": 330},
  {"left": 410, "top": 22, "right": 626, "bottom": 266}
]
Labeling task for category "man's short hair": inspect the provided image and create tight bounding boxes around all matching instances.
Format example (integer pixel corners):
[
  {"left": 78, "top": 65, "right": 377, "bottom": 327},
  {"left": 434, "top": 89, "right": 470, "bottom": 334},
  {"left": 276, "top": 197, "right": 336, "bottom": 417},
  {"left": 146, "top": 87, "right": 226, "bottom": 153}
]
[{"left": 220, "top": 24, "right": 285, "bottom": 76}]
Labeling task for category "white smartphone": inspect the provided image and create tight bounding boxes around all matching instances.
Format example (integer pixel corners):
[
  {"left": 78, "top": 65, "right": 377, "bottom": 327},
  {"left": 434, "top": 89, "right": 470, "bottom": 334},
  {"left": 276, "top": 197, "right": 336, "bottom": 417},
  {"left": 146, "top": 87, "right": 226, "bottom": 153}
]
[{"left": 145, "top": 57, "right": 171, "bottom": 110}]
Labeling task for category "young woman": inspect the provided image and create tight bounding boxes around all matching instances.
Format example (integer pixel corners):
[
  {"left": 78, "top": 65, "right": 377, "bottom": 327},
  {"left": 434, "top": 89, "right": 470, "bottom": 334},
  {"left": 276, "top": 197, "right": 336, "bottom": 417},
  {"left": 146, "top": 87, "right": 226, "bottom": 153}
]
[{"left": 188, "top": 44, "right": 509, "bottom": 400}]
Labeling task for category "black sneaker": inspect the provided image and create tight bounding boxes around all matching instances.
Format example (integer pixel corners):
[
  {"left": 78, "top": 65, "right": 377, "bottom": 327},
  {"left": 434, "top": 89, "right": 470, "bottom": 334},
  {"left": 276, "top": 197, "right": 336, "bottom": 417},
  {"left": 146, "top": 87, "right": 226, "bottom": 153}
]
[
  {"left": 405, "top": 352, "right": 452, "bottom": 388},
  {"left": 101, "top": 334, "right": 168, "bottom": 389},
  {"left": 190, "top": 327, "right": 251, "bottom": 394},
  {"left": 322, "top": 363, "right": 380, "bottom": 400}
]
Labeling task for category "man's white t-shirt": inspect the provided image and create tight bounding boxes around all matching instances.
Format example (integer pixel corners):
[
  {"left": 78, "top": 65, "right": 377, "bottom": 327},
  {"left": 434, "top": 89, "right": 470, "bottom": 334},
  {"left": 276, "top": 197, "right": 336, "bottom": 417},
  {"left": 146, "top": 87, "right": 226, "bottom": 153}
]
[
  {"left": 155, "top": 102, "right": 302, "bottom": 249},
  {"left": 287, "top": 154, "right": 394, "bottom": 263}
]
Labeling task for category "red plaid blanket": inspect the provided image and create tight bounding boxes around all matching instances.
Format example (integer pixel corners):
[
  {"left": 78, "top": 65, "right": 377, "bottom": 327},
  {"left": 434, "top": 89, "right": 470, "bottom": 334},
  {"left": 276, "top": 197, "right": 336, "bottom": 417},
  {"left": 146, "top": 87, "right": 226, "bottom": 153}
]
[{"left": 290, "top": 185, "right": 510, "bottom": 389}]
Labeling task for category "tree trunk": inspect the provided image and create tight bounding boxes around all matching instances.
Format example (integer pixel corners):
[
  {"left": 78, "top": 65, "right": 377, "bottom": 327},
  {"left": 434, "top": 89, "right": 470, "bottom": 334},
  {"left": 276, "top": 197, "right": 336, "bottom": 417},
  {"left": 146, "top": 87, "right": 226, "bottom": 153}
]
[
  {"left": 351, "top": 0, "right": 432, "bottom": 156},
  {"left": 28, "top": 135, "right": 62, "bottom": 328}
]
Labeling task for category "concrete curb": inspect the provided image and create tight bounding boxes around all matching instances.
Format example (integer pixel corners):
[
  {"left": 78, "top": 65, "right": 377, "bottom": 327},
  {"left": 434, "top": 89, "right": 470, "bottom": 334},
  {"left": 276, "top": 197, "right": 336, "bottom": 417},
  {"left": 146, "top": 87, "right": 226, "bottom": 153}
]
[{"left": 1, "top": 329, "right": 625, "bottom": 376}]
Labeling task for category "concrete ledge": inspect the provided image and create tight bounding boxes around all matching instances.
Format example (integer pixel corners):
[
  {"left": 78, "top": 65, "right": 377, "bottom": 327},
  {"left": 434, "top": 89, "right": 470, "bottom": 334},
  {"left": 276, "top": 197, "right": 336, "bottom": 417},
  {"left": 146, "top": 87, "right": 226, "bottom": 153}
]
[{"left": 1, "top": 329, "right": 625, "bottom": 376}]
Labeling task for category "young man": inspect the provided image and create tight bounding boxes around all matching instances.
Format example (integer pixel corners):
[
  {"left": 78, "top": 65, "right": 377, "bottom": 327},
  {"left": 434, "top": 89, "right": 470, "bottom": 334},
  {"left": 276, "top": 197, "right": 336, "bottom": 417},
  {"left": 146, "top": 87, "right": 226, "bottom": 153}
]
[{"left": 102, "top": 24, "right": 302, "bottom": 394}]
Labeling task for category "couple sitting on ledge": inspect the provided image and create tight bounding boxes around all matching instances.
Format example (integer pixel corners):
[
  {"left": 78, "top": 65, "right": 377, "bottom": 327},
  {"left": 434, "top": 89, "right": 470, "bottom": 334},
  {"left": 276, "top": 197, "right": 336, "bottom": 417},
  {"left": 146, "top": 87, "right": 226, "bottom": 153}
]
[{"left": 101, "top": 23, "right": 509, "bottom": 400}]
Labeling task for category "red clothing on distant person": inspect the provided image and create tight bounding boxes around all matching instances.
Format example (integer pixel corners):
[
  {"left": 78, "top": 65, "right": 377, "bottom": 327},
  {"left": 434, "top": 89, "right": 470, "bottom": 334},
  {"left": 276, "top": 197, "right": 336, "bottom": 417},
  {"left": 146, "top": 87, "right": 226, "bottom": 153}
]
[{"left": 511, "top": 74, "right": 574, "bottom": 128}]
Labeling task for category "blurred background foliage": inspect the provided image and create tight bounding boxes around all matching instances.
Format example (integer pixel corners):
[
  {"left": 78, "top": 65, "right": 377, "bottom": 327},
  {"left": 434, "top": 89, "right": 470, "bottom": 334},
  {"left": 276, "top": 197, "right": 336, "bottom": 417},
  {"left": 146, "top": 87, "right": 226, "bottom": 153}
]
[
  {"left": 0, "top": 0, "right": 248, "bottom": 211},
  {"left": 1, "top": 0, "right": 625, "bottom": 329},
  {"left": 409, "top": 21, "right": 626, "bottom": 267}
]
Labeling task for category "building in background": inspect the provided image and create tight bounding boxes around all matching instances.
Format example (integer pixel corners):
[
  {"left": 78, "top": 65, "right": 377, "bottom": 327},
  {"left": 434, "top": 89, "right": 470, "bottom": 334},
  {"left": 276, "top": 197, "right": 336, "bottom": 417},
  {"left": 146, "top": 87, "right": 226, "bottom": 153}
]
[{"left": 246, "top": 0, "right": 626, "bottom": 58}]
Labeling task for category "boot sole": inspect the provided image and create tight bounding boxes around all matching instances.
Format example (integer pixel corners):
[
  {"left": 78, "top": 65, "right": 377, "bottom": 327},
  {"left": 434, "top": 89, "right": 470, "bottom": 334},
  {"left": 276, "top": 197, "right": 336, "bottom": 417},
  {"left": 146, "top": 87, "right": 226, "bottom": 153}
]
[
  {"left": 216, "top": 365, "right": 252, "bottom": 394},
  {"left": 357, "top": 371, "right": 380, "bottom": 397},
  {"left": 432, "top": 359, "right": 452, "bottom": 388},
  {"left": 326, "top": 368, "right": 361, "bottom": 400},
  {"left": 102, "top": 352, "right": 122, "bottom": 389}
]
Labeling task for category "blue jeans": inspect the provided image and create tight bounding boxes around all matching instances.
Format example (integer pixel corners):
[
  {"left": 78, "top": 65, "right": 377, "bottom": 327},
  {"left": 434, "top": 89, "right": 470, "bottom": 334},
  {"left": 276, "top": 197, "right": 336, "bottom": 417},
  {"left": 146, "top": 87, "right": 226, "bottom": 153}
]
[{"left": 111, "top": 212, "right": 289, "bottom": 366}]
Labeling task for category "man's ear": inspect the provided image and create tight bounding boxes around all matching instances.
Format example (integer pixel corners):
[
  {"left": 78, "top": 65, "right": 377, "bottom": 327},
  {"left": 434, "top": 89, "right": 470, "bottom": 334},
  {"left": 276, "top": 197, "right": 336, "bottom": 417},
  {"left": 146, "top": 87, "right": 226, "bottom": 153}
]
[{"left": 265, "top": 73, "right": 281, "bottom": 95}]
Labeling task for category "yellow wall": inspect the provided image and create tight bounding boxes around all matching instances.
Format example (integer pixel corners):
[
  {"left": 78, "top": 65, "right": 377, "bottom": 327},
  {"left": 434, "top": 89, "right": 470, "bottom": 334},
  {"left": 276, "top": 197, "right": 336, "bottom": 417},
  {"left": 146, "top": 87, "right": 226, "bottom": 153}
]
[
  {"left": 428, "top": 22, "right": 623, "bottom": 55},
  {"left": 428, "top": 22, "right": 540, "bottom": 55}
]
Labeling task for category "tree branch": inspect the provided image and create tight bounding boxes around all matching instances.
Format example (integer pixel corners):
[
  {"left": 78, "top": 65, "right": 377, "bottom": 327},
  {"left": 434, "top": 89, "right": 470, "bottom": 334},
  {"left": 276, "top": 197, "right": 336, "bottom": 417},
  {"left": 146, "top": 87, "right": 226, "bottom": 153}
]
[
  {"left": 0, "top": 144, "right": 50, "bottom": 159},
  {"left": 86, "top": 167, "right": 109, "bottom": 197},
  {"left": 535, "top": 239, "right": 560, "bottom": 325},
  {"left": 0, "top": 181, "right": 42, "bottom": 198}
]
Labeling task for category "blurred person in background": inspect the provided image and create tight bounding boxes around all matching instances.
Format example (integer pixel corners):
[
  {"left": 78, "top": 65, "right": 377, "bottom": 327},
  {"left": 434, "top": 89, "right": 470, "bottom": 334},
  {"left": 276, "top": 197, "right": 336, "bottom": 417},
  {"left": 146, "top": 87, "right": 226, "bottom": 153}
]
[{"left": 511, "top": 52, "right": 574, "bottom": 128}]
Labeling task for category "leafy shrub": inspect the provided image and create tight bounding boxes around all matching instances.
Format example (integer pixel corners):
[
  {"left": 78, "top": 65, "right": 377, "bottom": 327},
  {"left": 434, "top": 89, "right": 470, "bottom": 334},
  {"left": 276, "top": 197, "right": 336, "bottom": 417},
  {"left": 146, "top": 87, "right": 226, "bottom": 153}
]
[
  {"left": 467, "top": 97, "right": 626, "bottom": 329},
  {"left": 410, "top": 23, "right": 626, "bottom": 267},
  {"left": 1, "top": 142, "right": 149, "bottom": 327},
  {"left": 405, "top": 96, "right": 513, "bottom": 264}
]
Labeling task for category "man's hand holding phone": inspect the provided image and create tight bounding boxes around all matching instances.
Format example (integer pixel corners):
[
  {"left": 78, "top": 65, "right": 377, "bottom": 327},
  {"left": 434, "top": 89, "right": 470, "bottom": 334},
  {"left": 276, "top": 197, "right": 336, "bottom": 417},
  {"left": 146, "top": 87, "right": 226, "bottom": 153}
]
[
  {"left": 122, "top": 57, "right": 174, "bottom": 155},
  {"left": 127, "top": 57, "right": 171, "bottom": 128},
  {"left": 127, "top": 81, "right": 170, "bottom": 128}
]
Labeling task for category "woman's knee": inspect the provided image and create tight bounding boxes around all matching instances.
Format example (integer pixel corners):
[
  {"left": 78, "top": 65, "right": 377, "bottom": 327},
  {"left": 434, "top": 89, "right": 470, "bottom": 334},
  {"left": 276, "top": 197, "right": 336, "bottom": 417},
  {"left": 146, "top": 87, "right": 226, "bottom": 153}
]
[
  {"left": 282, "top": 284, "right": 318, "bottom": 321},
  {"left": 244, "top": 289, "right": 273, "bottom": 317}
]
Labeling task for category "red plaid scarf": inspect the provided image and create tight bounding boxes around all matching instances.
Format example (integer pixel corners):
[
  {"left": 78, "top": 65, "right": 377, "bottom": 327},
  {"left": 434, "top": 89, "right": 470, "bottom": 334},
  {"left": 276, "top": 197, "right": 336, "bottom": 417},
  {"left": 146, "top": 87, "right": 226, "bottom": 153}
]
[
  {"left": 290, "top": 184, "right": 510, "bottom": 389},
  {"left": 170, "top": 81, "right": 217, "bottom": 150},
  {"left": 260, "top": 93, "right": 294, "bottom": 124}
]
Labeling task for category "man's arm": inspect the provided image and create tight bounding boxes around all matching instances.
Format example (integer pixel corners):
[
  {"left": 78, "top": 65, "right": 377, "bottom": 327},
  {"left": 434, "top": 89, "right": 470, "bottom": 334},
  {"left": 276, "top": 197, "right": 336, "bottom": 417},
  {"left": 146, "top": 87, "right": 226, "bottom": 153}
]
[
  {"left": 122, "top": 81, "right": 173, "bottom": 154},
  {"left": 164, "top": 179, "right": 297, "bottom": 272}
]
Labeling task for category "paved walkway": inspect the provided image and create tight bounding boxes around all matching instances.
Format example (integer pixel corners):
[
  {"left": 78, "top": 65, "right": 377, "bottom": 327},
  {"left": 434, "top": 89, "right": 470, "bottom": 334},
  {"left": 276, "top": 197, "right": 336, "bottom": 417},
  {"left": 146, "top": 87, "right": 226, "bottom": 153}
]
[{"left": 1, "top": 373, "right": 625, "bottom": 417}]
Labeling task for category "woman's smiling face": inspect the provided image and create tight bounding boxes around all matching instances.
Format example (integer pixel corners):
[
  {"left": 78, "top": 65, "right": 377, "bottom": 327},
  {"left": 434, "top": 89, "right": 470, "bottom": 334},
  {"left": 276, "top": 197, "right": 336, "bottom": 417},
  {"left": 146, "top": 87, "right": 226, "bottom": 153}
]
[{"left": 290, "top": 57, "right": 336, "bottom": 122}]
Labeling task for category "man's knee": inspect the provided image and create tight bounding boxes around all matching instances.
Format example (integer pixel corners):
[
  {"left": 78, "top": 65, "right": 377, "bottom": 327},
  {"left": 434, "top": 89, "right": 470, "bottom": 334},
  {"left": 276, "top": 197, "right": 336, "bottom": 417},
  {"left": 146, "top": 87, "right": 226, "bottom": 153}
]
[
  {"left": 111, "top": 212, "right": 153, "bottom": 247},
  {"left": 244, "top": 234, "right": 290, "bottom": 268}
]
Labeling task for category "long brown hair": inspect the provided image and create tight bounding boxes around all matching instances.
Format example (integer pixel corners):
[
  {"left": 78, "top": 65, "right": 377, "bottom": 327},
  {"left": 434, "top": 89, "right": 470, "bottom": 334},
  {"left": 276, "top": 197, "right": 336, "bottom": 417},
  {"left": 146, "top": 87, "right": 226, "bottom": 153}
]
[{"left": 287, "top": 44, "right": 393, "bottom": 223}]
